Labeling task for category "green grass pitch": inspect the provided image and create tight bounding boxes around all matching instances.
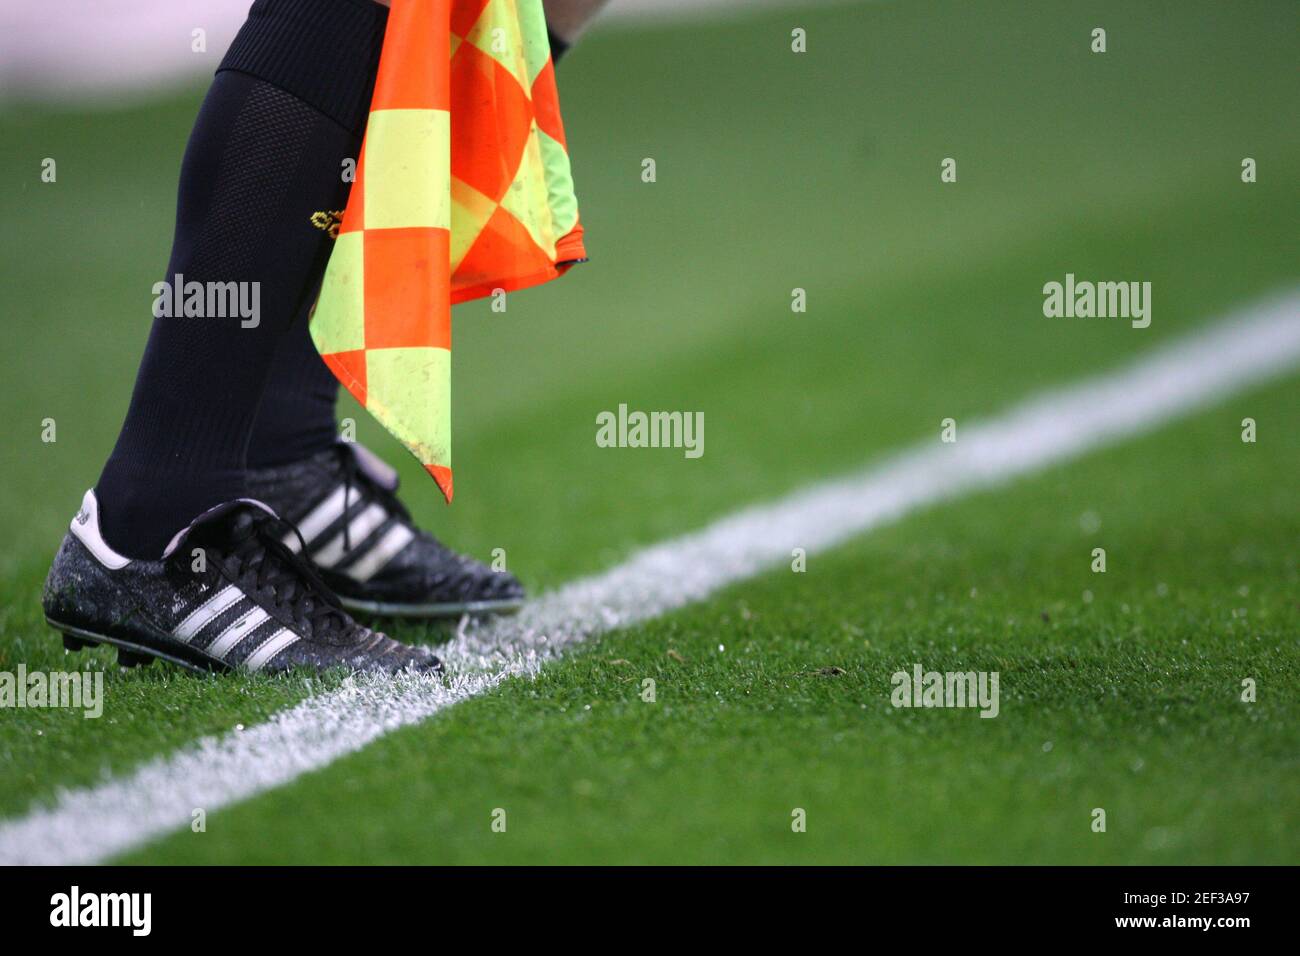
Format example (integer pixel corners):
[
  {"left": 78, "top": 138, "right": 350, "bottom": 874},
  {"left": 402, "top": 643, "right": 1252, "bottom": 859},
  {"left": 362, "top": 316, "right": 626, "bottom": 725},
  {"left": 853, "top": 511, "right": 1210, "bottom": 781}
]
[{"left": 0, "top": 0, "right": 1296, "bottom": 863}]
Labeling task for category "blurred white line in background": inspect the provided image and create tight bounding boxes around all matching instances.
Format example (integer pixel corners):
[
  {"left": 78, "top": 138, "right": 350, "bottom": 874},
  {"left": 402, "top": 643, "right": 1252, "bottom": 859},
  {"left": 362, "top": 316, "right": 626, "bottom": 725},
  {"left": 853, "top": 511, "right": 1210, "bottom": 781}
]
[{"left": 0, "top": 0, "right": 849, "bottom": 104}]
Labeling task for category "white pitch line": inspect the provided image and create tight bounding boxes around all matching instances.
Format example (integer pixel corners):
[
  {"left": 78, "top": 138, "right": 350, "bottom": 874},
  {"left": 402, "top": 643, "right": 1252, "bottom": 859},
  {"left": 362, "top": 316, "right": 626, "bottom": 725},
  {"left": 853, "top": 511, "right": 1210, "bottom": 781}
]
[{"left": 3, "top": 289, "right": 1298, "bottom": 865}]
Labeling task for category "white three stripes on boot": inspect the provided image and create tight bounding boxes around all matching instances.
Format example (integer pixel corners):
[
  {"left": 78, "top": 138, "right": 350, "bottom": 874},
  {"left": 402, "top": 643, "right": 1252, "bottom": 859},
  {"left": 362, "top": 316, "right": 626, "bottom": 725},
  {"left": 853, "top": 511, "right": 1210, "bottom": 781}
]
[
  {"left": 205, "top": 607, "right": 270, "bottom": 660},
  {"left": 174, "top": 591, "right": 299, "bottom": 668},
  {"left": 347, "top": 524, "right": 415, "bottom": 582},
  {"left": 283, "top": 484, "right": 414, "bottom": 581},
  {"left": 172, "top": 584, "right": 243, "bottom": 642},
  {"left": 244, "top": 630, "right": 299, "bottom": 672},
  {"left": 313, "top": 503, "right": 387, "bottom": 568},
  {"left": 284, "top": 485, "right": 351, "bottom": 553}
]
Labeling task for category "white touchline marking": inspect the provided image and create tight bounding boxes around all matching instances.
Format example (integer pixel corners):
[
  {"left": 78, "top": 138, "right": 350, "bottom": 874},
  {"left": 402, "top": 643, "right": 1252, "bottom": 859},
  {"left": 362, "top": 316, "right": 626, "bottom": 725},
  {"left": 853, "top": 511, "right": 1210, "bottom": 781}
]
[{"left": 3, "top": 289, "right": 1298, "bottom": 865}]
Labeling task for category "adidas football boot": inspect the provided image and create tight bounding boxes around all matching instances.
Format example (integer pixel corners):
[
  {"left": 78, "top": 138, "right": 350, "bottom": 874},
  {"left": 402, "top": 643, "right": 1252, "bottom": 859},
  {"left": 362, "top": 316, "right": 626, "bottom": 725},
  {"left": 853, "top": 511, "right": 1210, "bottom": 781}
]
[
  {"left": 42, "top": 490, "right": 442, "bottom": 675},
  {"left": 246, "top": 442, "right": 525, "bottom": 618}
]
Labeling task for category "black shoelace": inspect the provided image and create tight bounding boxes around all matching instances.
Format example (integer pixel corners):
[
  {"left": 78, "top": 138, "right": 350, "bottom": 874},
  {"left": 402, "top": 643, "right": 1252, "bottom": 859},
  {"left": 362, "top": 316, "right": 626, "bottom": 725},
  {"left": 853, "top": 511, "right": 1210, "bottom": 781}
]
[
  {"left": 179, "top": 509, "right": 353, "bottom": 639},
  {"left": 337, "top": 445, "right": 412, "bottom": 552}
]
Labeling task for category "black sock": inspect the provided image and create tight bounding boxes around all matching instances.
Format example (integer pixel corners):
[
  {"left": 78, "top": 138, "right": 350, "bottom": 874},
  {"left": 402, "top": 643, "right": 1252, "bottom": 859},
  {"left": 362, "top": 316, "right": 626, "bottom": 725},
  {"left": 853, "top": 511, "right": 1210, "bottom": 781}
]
[
  {"left": 95, "top": 0, "right": 387, "bottom": 559},
  {"left": 246, "top": 308, "right": 343, "bottom": 469}
]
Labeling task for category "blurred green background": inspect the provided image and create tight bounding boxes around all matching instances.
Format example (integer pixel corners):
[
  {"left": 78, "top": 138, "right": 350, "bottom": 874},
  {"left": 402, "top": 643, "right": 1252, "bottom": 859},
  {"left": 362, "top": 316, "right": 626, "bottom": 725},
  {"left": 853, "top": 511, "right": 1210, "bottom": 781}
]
[{"left": 0, "top": 0, "right": 1296, "bottom": 862}]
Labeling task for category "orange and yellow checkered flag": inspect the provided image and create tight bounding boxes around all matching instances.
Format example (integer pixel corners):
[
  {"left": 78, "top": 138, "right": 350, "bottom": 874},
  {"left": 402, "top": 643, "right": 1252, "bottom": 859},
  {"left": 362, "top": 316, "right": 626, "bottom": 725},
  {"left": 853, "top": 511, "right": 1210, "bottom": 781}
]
[{"left": 311, "top": 0, "right": 586, "bottom": 503}]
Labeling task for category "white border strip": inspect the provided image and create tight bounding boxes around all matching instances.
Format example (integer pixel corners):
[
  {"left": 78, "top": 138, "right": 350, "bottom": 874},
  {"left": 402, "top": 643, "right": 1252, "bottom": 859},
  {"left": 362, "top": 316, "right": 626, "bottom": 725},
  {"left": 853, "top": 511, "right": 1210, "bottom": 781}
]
[{"left": 3, "top": 289, "right": 1298, "bottom": 865}]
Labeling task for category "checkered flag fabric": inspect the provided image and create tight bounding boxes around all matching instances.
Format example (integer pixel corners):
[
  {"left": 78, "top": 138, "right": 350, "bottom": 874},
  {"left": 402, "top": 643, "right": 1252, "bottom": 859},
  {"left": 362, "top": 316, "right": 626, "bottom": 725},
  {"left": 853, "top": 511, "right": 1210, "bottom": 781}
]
[{"left": 311, "top": 0, "right": 586, "bottom": 502}]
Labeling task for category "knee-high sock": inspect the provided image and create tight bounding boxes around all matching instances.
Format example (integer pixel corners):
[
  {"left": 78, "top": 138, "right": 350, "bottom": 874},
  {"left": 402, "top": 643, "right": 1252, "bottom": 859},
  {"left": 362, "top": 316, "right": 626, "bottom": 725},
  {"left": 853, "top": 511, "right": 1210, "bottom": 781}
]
[
  {"left": 95, "top": 0, "right": 386, "bottom": 558},
  {"left": 245, "top": 302, "right": 344, "bottom": 470}
]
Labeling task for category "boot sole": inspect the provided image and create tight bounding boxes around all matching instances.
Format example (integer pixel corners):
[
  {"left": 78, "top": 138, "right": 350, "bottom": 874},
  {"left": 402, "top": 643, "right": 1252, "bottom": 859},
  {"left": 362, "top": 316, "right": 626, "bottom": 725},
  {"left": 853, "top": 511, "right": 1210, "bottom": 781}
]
[
  {"left": 49, "top": 617, "right": 443, "bottom": 677},
  {"left": 47, "top": 617, "right": 227, "bottom": 675},
  {"left": 336, "top": 595, "right": 525, "bottom": 619}
]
